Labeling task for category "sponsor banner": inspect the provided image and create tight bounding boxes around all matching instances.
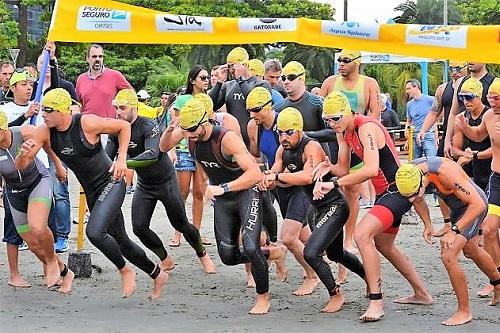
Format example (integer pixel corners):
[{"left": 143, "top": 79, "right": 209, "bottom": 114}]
[
  {"left": 406, "top": 25, "right": 468, "bottom": 48},
  {"left": 238, "top": 18, "right": 297, "bottom": 33},
  {"left": 156, "top": 14, "right": 213, "bottom": 33},
  {"left": 77, "top": 6, "right": 131, "bottom": 32},
  {"left": 321, "top": 21, "right": 380, "bottom": 40}
]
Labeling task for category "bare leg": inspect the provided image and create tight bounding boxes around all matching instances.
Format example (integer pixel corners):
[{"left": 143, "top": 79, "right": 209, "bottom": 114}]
[
  {"left": 433, "top": 198, "right": 451, "bottom": 237},
  {"left": 6, "top": 244, "right": 30, "bottom": 287},
  {"left": 281, "top": 219, "right": 318, "bottom": 296},
  {"left": 170, "top": 171, "right": 192, "bottom": 246},
  {"left": 479, "top": 216, "right": 500, "bottom": 298},
  {"left": 245, "top": 263, "right": 256, "bottom": 288}
]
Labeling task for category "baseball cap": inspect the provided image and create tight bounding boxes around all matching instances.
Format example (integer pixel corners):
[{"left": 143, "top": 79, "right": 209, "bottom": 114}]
[
  {"left": 136, "top": 89, "right": 151, "bottom": 100},
  {"left": 227, "top": 47, "right": 249, "bottom": 64},
  {"left": 277, "top": 107, "right": 303, "bottom": 131},
  {"left": 113, "top": 89, "right": 138, "bottom": 107},
  {"left": 41, "top": 88, "right": 72, "bottom": 113},
  {"left": 323, "top": 91, "right": 352, "bottom": 117},
  {"left": 448, "top": 61, "right": 467, "bottom": 68}
]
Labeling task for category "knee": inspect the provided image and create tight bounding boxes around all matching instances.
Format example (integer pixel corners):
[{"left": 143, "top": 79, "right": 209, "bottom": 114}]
[
  {"left": 354, "top": 230, "right": 371, "bottom": 248},
  {"left": 440, "top": 250, "right": 457, "bottom": 267},
  {"left": 86, "top": 224, "right": 104, "bottom": 243},
  {"left": 218, "top": 244, "right": 240, "bottom": 266},
  {"left": 281, "top": 233, "right": 296, "bottom": 248},
  {"left": 481, "top": 224, "right": 498, "bottom": 240},
  {"left": 462, "top": 247, "right": 476, "bottom": 259},
  {"left": 303, "top": 246, "right": 319, "bottom": 267}
]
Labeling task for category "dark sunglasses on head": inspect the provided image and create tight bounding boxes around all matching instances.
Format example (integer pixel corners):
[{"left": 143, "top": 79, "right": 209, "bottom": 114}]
[
  {"left": 198, "top": 75, "right": 209, "bottom": 81},
  {"left": 323, "top": 114, "right": 343, "bottom": 123},
  {"left": 42, "top": 106, "right": 57, "bottom": 113},
  {"left": 281, "top": 73, "right": 304, "bottom": 82},
  {"left": 449, "top": 66, "right": 466, "bottom": 72},
  {"left": 247, "top": 99, "right": 272, "bottom": 113},
  {"left": 337, "top": 56, "right": 361, "bottom": 64},
  {"left": 458, "top": 93, "right": 477, "bottom": 101},
  {"left": 277, "top": 129, "right": 296, "bottom": 136},
  {"left": 180, "top": 112, "right": 208, "bottom": 132},
  {"left": 486, "top": 95, "right": 500, "bottom": 102}
]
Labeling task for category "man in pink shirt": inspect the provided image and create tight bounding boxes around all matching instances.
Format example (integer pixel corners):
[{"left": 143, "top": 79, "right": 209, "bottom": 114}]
[{"left": 76, "top": 44, "right": 131, "bottom": 118}]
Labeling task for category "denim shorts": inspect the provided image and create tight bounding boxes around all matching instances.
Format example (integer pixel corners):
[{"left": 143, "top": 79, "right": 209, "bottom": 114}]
[{"left": 175, "top": 151, "right": 196, "bottom": 172}]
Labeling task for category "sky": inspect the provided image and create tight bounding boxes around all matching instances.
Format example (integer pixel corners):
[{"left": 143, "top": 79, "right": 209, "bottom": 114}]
[{"left": 314, "top": 0, "right": 404, "bottom": 23}]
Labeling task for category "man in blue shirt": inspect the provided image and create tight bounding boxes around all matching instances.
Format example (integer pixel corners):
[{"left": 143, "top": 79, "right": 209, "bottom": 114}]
[{"left": 405, "top": 79, "right": 436, "bottom": 158}]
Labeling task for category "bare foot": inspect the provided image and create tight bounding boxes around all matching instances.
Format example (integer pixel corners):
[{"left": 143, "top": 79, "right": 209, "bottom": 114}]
[
  {"left": 394, "top": 294, "right": 433, "bottom": 305},
  {"left": 8, "top": 276, "right": 31, "bottom": 288},
  {"left": 489, "top": 284, "right": 500, "bottom": 306},
  {"left": 441, "top": 310, "right": 473, "bottom": 326},
  {"left": 360, "top": 300, "right": 384, "bottom": 322},
  {"left": 293, "top": 277, "right": 319, "bottom": 296},
  {"left": 159, "top": 256, "right": 176, "bottom": 271},
  {"left": 169, "top": 235, "right": 181, "bottom": 247},
  {"left": 477, "top": 283, "right": 493, "bottom": 298},
  {"left": 199, "top": 253, "right": 216, "bottom": 274},
  {"left": 433, "top": 224, "right": 451, "bottom": 237},
  {"left": 149, "top": 270, "right": 169, "bottom": 300},
  {"left": 337, "top": 265, "right": 348, "bottom": 285},
  {"left": 201, "top": 237, "right": 212, "bottom": 245},
  {"left": 273, "top": 246, "right": 288, "bottom": 282},
  {"left": 247, "top": 273, "right": 256, "bottom": 288},
  {"left": 58, "top": 269, "right": 75, "bottom": 294},
  {"left": 120, "top": 265, "right": 136, "bottom": 298},
  {"left": 249, "top": 293, "right": 270, "bottom": 315},
  {"left": 44, "top": 258, "right": 61, "bottom": 288},
  {"left": 321, "top": 291, "right": 345, "bottom": 313}
]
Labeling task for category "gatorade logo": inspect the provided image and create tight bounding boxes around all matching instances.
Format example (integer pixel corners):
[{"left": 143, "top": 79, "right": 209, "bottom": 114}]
[
  {"left": 321, "top": 20, "right": 380, "bottom": 40},
  {"left": 239, "top": 18, "right": 297, "bottom": 33},
  {"left": 156, "top": 14, "right": 213, "bottom": 33},
  {"left": 77, "top": 7, "right": 131, "bottom": 32},
  {"left": 406, "top": 25, "right": 467, "bottom": 48}
]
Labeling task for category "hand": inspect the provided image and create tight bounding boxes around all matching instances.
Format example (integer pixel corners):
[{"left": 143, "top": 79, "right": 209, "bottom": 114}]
[
  {"left": 55, "top": 166, "right": 67, "bottom": 182},
  {"left": 44, "top": 41, "right": 56, "bottom": 59},
  {"left": 443, "top": 139, "right": 453, "bottom": 159},
  {"left": 423, "top": 226, "right": 434, "bottom": 244},
  {"left": 260, "top": 172, "right": 277, "bottom": 190},
  {"left": 457, "top": 155, "right": 471, "bottom": 166},
  {"left": 19, "top": 139, "right": 37, "bottom": 157},
  {"left": 313, "top": 181, "right": 335, "bottom": 200},
  {"left": 403, "top": 140, "right": 409, "bottom": 151},
  {"left": 167, "top": 116, "right": 179, "bottom": 130},
  {"left": 217, "top": 65, "right": 228, "bottom": 83},
  {"left": 24, "top": 102, "right": 40, "bottom": 118},
  {"left": 463, "top": 147, "right": 474, "bottom": 159},
  {"left": 454, "top": 113, "right": 468, "bottom": 131},
  {"left": 440, "top": 231, "right": 457, "bottom": 250},
  {"left": 416, "top": 131, "right": 424, "bottom": 147},
  {"left": 207, "top": 185, "right": 224, "bottom": 197},
  {"left": 168, "top": 151, "right": 177, "bottom": 165},
  {"left": 312, "top": 156, "right": 332, "bottom": 181},
  {"left": 433, "top": 223, "right": 451, "bottom": 237},
  {"left": 109, "top": 159, "right": 127, "bottom": 180}
]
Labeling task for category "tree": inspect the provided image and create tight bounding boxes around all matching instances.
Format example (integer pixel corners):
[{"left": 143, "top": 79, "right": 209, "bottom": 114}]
[
  {"left": 456, "top": 0, "right": 500, "bottom": 25},
  {"left": 0, "top": 1, "right": 19, "bottom": 61},
  {"left": 393, "top": 0, "right": 462, "bottom": 24},
  {"left": 282, "top": 44, "right": 339, "bottom": 84}
]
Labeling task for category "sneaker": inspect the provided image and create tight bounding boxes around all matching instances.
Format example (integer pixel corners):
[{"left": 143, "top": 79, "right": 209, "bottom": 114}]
[
  {"left": 18, "top": 241, "right": 28, "bottom": 251},
  {"left": 55, "top": 238, "right": 69, "bottom": 253},
  {"left": 126, "top": 186, "right": 134, "bottom": 194}
]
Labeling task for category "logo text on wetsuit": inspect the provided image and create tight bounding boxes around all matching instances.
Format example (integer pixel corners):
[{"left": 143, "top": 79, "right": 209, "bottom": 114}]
[
  {"left": 60, "top": 147, "right": 74, "bottom": 156},
  {"left": 233, "top": 92, "right": 245, "bottom": 101},
  {"left": 316, "top": 205, "right": 337, "bottom": 229},
  {"left": 155, "top": 14, "right": 213, "bottom": 33},
  {"left": 77, "top": 7, "right": 131, "bottom": 32},
  {"left": 238, "top": 18, "right": 297, "bottom": 33},
  {"left": 200, "top": 161, "right": 221, "bottom": 168},
  {"left": 246, "top": 193, "right": 260, "bottom": 231}
]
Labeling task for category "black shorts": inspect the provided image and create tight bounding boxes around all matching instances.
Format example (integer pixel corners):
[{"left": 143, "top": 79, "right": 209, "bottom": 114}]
[
  {"left": 276, "top": 186, "right": 310, "bottom": 226},
  {"left": 368, "top": 189, "right": 412, "bottom": 234},
  {"left": 487, "top": 172, "right": 500, "bottom": 217}
]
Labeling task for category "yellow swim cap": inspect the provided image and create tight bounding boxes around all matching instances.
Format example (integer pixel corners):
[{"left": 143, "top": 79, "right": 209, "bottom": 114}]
[
  {"left": 42, "top": 88, "right": 72, "bottom": 113},
  {"left": 248, "top": 59, "right": 265, "bottom": 77},
  {"left": 448, "top": 61, "right": 467, "bottom": 68},
  {"left": 194, "top": 93, "right": 214, "bottom": 117},
  {"left": 246, "top": 87, "right": 272, "bottom": 112},
  {"left": 283, "top": 61, "right": 306, "bottom": 81},
  {"left": 113, "top": 89, "right": 138, "bottom": 107},
  {"left": 395, "top": 164, "right": 423, "bottom": 197},
  {"left": 488, "top": 78, "right": 500, "bottom": 95},
  {"left": 227, "top": 47, "right": 249, "bottom": 64},
  {"left": 179, "top": 98, "right": 208, "bottom": 130},
  {"left": 277, "top": 107, "right": 303, "bottom": 131},
  {"left": 460, "top": 77, "right": 482, "bottom": 97},
  {"left": 338, "top": 49, "right": 361, "bottom": 64},
  {"left": 323, "top": 91, "right": 351, "bottom": 117},
  {"left": 0, "top": 107, "right": 8, "bottom": 130}
]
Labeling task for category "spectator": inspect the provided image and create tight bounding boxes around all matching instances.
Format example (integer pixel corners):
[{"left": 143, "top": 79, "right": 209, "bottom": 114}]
[
  {"left": 210, "top": 65, "right": 219, "bottom": 89},
  {"left": 405, "top": 79, "right": 436, "bottom": 158},
  {"left": 311, "top": 87, "right": 321, "bottom": 96},
  {"left": 137, "top": 89, "right": 157, "bottom": 119},
  {"left": 264, "top": 58, "right": 286, "bottom": 98},
  {"left": 380, "top": 93, "right": 400, "bottom": 129},
  {"left": 75, "top": 44, "right": 131, "bottom": 118},
  {"left": 0, "top": 61, "right": 14, "bottom": 103}
]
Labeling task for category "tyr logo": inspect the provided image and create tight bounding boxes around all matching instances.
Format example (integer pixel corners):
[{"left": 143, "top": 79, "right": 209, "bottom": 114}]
[
  {"left": 200, "top": 161, "right": 221, "bottom": 168},
  {"left": 233, "top": 92, "right": 245, "bottom": 101}
]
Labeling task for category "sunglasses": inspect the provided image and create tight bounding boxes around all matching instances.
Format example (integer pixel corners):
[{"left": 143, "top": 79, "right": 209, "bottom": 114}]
[
  {"left": 337, "top": 56, "right": 361, "bottom": 64},
  {"left": 458, "top": 93, "right": 477, "bottom": 101},
  {"left": 281, "top": 73, "right": 304, "bottom": 82},
  {"left": 449, "top": 66, "right": 466, "bottom": 72},
  {"left": 323, "top": 114, "right": 343, "bottom": 123},
  {"left": 277, "top": 129, "right": 296, "bottom": 136},
  {"left": 486, "top": 95, "right": 500, "bottom": 102},
  {"left": 42, "top": 106, "right": 57, "bottom": 113},
  {"left": 180, "top": 112, "right": 208, "bottom": 132},
  {"left": 247, "top": 99, "right": 272, "bottom": 113},
  {"left": 198, "top": 75, "right": 209, "bottom": 81}
]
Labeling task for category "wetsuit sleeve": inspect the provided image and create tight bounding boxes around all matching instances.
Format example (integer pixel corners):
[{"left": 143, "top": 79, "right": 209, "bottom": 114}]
[
  {"left": 126, "top": 122, "right": 160, "bottom": 168},
  {"left": 105, "top": 135, "right": 119, "bottom": 160},
  {"left": 209, "top": 82, "right": 226, "bottom": 111},
  {"left": 238, "top": 79, "right": 270, "bottom": 99},
  {"left": 304, "top": 129, "right": 337, "bottom": 142},
  {"left": 8, "top": 114, "right": 27, "bottom": 127}
]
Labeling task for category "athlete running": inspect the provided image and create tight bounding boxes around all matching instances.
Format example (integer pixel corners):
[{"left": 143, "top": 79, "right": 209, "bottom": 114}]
[
  {"left": 21, "top": 88, "right": 168, "bottom": 299},
  {"left": 106, "top": 89, "right": 216, "bottom": 274},
  {"left": 396, "top": 158, "right": 500, "bottom": 326}
]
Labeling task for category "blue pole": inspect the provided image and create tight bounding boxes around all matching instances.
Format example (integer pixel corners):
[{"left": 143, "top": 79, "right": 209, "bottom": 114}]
[
  {"left": 419, "top": 61, "right": 429, "bottom": 95},
  {"left": 31, "top": 50, "right": 50, "bottom": 125}
]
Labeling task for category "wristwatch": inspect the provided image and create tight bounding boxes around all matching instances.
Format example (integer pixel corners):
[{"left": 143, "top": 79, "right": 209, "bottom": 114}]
[
  {"left": 472, "top": 151, "right": 479, "bottom": 160},
  {"left": 330, "top": 176, "right": 339, "bottom": 188},
  {"left": 274, "top": 172, "right": 280, "bottom": 182},
  {"left": 450, "top": 224, "right": 461, "bottom": 235},
  {"left": 221, "top": 183, "right": 230, "bottom": 194}
]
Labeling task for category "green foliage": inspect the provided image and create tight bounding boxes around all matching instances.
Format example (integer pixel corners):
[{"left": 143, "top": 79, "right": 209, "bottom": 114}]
[
  {"left": 393, "top": 0, "right": 462, "bottom": 24},
  {"left": 456, "top": 0, "right": 500, "bottom": 25},
  {"left": 282, "top": 44, "right": 338, "bottom": 84},
  {"left": 0, "top": 1, "right": 20, "bottom": 59}
]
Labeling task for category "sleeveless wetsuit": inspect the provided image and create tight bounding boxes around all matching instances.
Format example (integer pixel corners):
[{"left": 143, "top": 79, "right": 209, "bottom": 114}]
[{"left": 332, "top": 75, "right": 367, "bottom": 115}]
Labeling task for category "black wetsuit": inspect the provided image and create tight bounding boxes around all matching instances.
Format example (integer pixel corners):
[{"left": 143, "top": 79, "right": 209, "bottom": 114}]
[
  {"left": 437, "top": 80, "right": 457, "bottom": 157},
  {"left": 209, "top": 76, "right": 271, "bottom": 146},
  {"left": 106, "top": 116, "right": 206, "bottom": 261},
  {"left": 189, "top": 126, "right": 269, "bottom": 294},
  {"left": 282, "top": 136, "right": 365, "bottom": 296},
  {"left": 50, "top": 114, "right": 159, "bottom": 278}
]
